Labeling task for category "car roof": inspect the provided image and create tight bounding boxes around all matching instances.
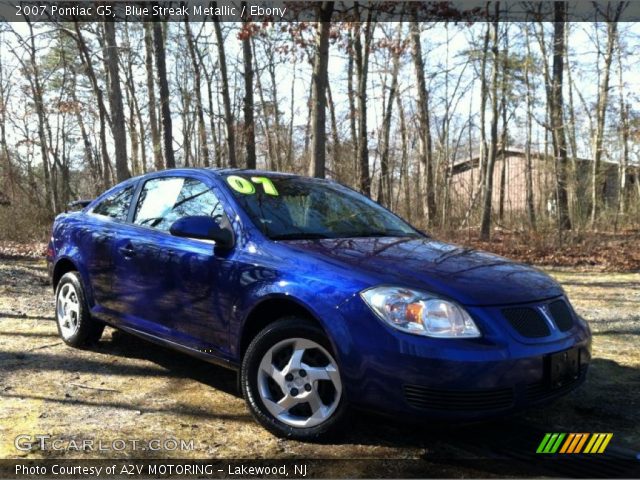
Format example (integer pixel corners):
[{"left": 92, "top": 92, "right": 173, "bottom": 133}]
[
  {"left": 209, "top": 168, "right": 307, "bottom": 179},
  {"left": 119, "top": 168, "right": 336, "bottom": 191}
]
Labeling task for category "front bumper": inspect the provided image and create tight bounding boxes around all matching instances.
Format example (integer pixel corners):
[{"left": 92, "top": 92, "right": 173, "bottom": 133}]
[{"left": 334, "top": 295, "right": 592, "bottom": 420}]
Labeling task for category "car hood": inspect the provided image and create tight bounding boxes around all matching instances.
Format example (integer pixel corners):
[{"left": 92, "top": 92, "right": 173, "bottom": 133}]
[{"left": 283, "top": 236, "right": 563, "bottom": 306}]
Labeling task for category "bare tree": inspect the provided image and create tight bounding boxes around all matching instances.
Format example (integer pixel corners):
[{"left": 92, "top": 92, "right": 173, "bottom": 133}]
[
  {"left": 103, "top": 22, "right": 130, "bottom": 182},
  {"left": 378, "top": 23, "right": 402, "bottom": 207},
  {"left": 550, "top": 2, "right": 571, "bottom": 231},
  {"left": 308, "top": 2, "right": 334, "bottom": 178},
  {"left": 410, "top": 20, "right": 436, "bottom": 227},
  {"left": 480, "top": 7, "right": 499, "bottom": 240},
  {"left": 143, "top": 22, "right": 163, "bottom": 171},
  {"left": 184, "top": 18, "right": 210, "bottom": 167},
  {"left": 213, "top": 14, "right": 237, "bottom": 168},
  {"left": 590, "top": 4, "right": 624, "bottom": 226},
  {"left": 241, "top": 6, "right": 256, "bottom": 169},
  {"left": 153, "top": 22, "right": 175, "bottom": 168},
  {"left": 354, "top": 8, "right": 374, "bottom": 195}
]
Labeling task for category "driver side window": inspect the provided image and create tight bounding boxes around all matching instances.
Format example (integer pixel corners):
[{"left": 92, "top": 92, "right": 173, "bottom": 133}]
[{"left": 133, "top": 177, "right": 226, "bottom": 232}]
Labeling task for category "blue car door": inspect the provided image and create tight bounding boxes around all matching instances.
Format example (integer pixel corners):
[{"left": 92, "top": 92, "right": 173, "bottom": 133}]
[
  {"left": 80, "top": 184, "right": 136, "bottom": 313},
  {"left": 110, "top": 175, "right": 234, "bottom": 357}
]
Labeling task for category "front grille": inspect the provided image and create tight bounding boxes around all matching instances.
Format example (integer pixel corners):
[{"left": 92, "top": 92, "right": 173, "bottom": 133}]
[
  {"left": 525, "top": 367, "right": 587, "bottom": 402},
  {"left": 502, "top": 307, "right": 551, "bottom": 338},
  {"left": 548, "top": 299, "right": 574, "bottom": 331},
  {"left": 404, "top": 385, "right": 514, "bottom": 411}
]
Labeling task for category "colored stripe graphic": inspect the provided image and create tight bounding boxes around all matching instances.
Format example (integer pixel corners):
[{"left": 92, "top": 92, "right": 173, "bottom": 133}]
[
  {"left": 597, "top": 433, "right": 613, "bottom": 453},
  {"left": 537, "top": 433, "right": 552, "bottom": 453},
  {"left": 584, "top": 433, "right": 614, "bottom": 454},
  {"left": 583, "top": 433, "right": 599, "bottom": 453},
  {"left": 537, "top": 433, "right": 613, "bottom": 454},
  {"left": 550, "top": 433, "right": 566, "bottom": 453},
  {"left": 560, "top": 433, "right": 576, "bottom": 453},
  {"left": 537, "top": 433, "right": 566, "bottom": 453},
  {"left": 573, "top": 433, "right": 589, "bottom": 453}
]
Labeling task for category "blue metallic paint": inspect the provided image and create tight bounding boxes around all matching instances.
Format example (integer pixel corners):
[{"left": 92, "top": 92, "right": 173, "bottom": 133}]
[{"left": 47, "top": 168, "right": 591, "bottom": 420}]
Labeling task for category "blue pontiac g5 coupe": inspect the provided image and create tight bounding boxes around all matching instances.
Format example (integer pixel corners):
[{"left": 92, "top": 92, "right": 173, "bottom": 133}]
[{"left": 47, "top": 168, "right": 591, "bottom": 440}]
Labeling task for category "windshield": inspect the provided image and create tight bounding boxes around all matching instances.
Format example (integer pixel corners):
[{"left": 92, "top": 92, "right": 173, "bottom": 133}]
[{"left": 221, "top": 174, "right": 421, "bottom": 240}]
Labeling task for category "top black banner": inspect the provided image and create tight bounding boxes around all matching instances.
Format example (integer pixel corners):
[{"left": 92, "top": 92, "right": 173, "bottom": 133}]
[{"left": 2, "top": 0, "right": 638, "bottom": 23}]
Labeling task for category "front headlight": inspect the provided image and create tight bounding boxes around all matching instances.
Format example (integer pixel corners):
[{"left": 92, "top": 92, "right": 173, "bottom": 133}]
[{"left": 360, "top": 286, "right": 481, "bottom": 338}]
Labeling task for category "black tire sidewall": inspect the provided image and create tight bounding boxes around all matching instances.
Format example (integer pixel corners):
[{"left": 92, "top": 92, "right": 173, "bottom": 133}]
[
  {"left": 241, "top": 317, "right": 348, "bottom": 441},
  {"left": 55, "top": 271, "right": 103, "bottom": 347}
]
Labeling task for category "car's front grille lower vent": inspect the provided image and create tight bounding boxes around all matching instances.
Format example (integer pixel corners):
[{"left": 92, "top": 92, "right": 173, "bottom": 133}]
[
  {"left": 502, "top": 307, "right": 551, "bottom": 338},
  {"left": 548, "top": 300, "right": 574, "bottom": 331},
  {"left": 404, "top": 385, "right": 514, "bottom": 411}
]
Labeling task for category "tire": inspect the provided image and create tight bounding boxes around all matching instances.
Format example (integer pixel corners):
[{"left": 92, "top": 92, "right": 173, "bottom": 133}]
[
  {"left": 55, "top": 271, "right": 104, "bottom": 348},
  {"left": 241, "top": 317, "right": 348, "bottom": 441}
]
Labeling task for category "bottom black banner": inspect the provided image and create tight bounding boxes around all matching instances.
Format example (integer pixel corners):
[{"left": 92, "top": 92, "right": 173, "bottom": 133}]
[{"left": 0, "top": 458, "right": 639, "bottom": 479}]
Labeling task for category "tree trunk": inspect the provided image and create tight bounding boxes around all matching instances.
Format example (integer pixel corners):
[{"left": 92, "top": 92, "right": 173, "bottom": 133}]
[
  {"left": 396, "top": 95, "right": 410, "bottom": 223},
  {"left": 104, "top": 21, "right": 130, "bottom": 182},
  {"left": 26, "top": 21, "right": 57, "bottom": 214},
  {"left": 550, "top": 2, "right": 572, "bottom": 231},
  {"left": 197, "top": 46, "right": 220, "bottom": 168},
  {"left": 0, "top": 46, "right": 15, "bottom": 198},
  {"left": 153, "top": 22, "right": 175, "bottom": 169},
  {"left": 123, "top": 24, "right": 146, "bottom": 175},
  {"left": 326, "top": 81, "right": 340, "bottom": 174},
  {"left": 478, "top": 22, "right": 491, "bottom": 186},
  {"left": 355, "top": 10, "right": 374, "bottom": 195},
  {"left": 565, "top": 24, "right": 580, "bottom": 222},
  {"left": 68, "top": 22, "right": 112, "bottom": 189},
  {"left": 184, "top": 17, "right": 210, "bottom": 167},
  {"left": 498, "top": 27, "right": 509, "bottom": 223},
  {"left": 347, "top": 29, "right": 358, "bottom": 184},
  {"left": 590, "top": 6, "right": 622, "bottom": 226},
  {"left": 213, "top": 15, "right": 237, "bottom": 167},
  {"left": 379, "top": 23, "right": 401, "bottom": 208},
  {"left": 523, "top": 25, "right": 536, "bottom": 229},
  {"left": 252, "top": 38, "right": 276, "bottom": 171},
  {"left": 144, "top": 22, "right": 163, "bottom": 171},
  {"left": 480, "top": 8, "right": 499, "bottom": 240},
  {"left": 241, "top": 5, "right": 256, "bottom": 169},
  {"left": 308, "top": 2, "right": 334, "bottom": 178},
  {"left": 410, "top": 20, "right": 436, "bottom": 227},
  {"left": 617, "top": 35, "right": 629, "bottom": 215}
]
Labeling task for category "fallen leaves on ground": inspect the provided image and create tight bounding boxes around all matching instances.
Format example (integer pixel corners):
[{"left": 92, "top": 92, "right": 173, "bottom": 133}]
[
  {"left": 442, "top": 230, "right": 640, "bottom": 272},
  {"left": 0, "top": 241, "right": 47, "bottom": 260}
]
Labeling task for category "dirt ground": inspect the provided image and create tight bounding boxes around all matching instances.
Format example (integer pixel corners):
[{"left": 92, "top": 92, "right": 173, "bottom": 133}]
[{"left": 0, "top": 257, "right": 638, "bottom": 476}]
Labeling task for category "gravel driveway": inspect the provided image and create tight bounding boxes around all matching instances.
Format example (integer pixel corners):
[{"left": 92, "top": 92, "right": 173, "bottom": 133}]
[{"left": 0, "top": 258, "right": 638, "bottom": 477}]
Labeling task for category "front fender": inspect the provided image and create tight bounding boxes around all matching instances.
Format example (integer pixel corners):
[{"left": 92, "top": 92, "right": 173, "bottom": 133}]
[{"left": 231, "top": 279, "right": 358, "bottom": 368}]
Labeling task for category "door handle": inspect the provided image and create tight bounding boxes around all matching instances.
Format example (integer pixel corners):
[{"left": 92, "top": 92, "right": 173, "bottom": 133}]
[{"left": 118, "top": 244, "right": 136, "bottom": 257}]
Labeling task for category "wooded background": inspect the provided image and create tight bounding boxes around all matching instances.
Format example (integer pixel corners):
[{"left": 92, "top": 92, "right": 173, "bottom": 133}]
[{"left": 0, "top": 2, "right": 639, "bottom": 246}]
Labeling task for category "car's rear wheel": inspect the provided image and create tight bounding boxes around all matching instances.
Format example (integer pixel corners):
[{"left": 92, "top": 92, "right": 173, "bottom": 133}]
[
  {"left": 241, "top": 317, "right": 347, "bottom": 441},
  {"left": 55, "top": 271, "right": 104, "bottom": 348}
]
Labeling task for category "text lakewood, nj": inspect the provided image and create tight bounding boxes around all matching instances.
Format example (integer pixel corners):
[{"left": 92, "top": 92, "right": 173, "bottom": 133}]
[{"left": 125, "top": 4, "right": 287, "bottom": 18}]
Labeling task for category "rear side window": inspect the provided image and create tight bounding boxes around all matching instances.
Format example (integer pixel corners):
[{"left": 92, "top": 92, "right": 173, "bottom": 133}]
[
  {"left": 92, "top": 186, "right": 134, "bottom": 221},
  {"left": 133, "top": 177, "right": 225, "bottom": 232}
]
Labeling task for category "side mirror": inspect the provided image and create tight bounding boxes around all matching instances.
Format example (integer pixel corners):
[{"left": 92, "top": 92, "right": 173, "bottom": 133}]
[{"left": 169, "top": 216, "right": 234, "bottom": 249}]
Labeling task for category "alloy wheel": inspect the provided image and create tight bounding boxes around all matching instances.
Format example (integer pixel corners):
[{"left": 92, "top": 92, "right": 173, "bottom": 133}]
[
  {"left": 257, "top": 338, "right": 342, "bottom": 428},
  {"left": 56, "top": 283, "right": 80, "bottom": 339}
]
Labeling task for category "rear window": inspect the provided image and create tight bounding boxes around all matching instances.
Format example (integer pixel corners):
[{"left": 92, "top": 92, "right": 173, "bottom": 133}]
[
  {"left": 133, "top": 177, "right": 226, "bottom": 232},
  {"left": 92, "top": 186, "right": 134, "bottom": 222}
]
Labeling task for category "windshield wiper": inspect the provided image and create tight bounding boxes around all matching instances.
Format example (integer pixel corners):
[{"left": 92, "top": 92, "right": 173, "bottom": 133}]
[
  {"left": 345, "top": 231, "right": 420, "bottom": 238},
  {"left": 270, "top": 233, "right": 333, "bottom": 240}
]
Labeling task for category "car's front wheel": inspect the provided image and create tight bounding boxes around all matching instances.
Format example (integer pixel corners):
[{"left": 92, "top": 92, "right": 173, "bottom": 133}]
[
  {"left": 241, "top": 317, "right": 347, "bottom": 441},
  {"left": 55, "top": 271, "right": 104, "bottom": 348}
]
